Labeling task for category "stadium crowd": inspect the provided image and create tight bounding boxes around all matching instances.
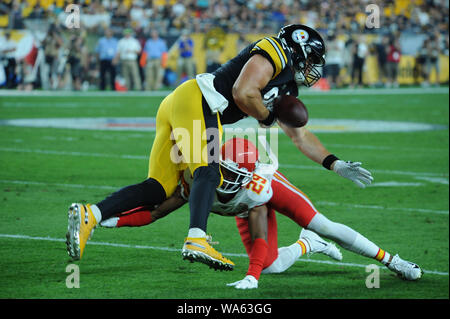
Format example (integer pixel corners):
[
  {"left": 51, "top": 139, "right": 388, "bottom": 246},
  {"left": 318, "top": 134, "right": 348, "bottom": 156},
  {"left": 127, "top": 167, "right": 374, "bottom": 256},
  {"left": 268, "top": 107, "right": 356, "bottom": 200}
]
[{"left": 0, "top": 0, "right": 449, "bottom": 91}]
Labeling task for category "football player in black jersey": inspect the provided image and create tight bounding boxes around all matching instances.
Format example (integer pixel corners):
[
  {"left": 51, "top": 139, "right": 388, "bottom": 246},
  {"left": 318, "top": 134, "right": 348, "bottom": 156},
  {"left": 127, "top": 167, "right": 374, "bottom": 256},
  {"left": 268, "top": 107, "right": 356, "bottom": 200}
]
[{"left": 65, "top": 25, "right": 373, "bottom": 270}]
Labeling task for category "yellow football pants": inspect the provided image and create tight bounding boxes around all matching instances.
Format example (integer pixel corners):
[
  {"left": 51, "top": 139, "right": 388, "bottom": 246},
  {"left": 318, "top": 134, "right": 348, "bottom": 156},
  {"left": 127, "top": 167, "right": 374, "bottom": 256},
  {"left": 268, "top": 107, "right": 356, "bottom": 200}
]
[{"left": 148, "top": 79, "right": 223, "bottom": 197}]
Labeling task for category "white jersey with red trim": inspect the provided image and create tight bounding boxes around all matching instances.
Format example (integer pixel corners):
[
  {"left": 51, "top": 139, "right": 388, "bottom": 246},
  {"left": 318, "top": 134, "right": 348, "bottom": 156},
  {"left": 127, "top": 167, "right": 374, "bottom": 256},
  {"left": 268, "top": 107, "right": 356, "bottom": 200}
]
[{"left": 181, "top": 164, "right": 275, "bottom": 218}]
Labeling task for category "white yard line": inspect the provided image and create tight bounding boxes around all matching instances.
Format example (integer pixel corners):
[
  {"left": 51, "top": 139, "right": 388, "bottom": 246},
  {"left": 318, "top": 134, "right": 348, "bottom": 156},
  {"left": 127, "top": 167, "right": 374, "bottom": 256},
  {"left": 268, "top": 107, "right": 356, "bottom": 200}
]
[
  {"left": 0, "top": 233, "right": 447, "bottom": 276},
  {"left": 1, "top": 146, "right": 447, "bottom": 178},
  {"left": 0, "top": 178, "right": 447, "bottom": 215}
]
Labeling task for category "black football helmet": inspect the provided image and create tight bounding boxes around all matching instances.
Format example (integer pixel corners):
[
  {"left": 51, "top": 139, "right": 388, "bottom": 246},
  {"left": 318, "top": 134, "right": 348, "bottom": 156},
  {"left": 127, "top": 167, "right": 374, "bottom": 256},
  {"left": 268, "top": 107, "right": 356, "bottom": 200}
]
[{"left": 278, "top": 24, "right": 326, "bottom": 87}]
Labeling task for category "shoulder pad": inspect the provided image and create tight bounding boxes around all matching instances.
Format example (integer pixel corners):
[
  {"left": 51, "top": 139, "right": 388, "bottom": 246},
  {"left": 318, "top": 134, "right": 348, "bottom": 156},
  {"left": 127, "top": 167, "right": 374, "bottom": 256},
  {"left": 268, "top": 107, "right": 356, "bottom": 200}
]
[{"left": 251, "top": 37, "right": 288, "bottom": 79}]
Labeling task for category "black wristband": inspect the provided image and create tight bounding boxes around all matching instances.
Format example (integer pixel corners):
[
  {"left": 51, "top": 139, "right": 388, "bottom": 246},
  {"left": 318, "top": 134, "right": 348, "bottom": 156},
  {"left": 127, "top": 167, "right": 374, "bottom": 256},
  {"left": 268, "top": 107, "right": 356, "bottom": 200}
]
[
  {"left": 260, "top": 110, "right": 275, "bottom": 126},
  {"left": 322, "top": 154, "right": 339, "bottom": 170}
]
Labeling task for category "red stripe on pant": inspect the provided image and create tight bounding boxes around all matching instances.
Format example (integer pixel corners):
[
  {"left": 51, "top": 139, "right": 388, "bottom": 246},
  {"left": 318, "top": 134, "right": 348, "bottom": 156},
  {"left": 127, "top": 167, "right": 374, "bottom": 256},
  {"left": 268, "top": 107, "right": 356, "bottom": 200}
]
[
  {"left": 116, "top": 206, "right": 153, "bottom": 227},
  {"left": 270, "top": 171, "right": 319, "bottom": 228}
]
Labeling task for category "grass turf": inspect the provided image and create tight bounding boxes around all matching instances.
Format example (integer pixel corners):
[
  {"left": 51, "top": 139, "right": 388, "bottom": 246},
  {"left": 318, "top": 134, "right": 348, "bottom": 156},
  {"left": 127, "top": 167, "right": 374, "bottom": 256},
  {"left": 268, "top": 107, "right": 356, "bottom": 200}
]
[{"left": 0, "top": 89, "right": 448, "bottom": 300}]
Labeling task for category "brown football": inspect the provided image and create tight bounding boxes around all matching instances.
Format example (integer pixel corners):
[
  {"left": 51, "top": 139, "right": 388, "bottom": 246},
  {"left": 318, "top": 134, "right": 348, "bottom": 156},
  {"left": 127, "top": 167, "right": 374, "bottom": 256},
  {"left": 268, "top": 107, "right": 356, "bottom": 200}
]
[{"left": 274, "top": 95, "right": 308, "bottom": 128}]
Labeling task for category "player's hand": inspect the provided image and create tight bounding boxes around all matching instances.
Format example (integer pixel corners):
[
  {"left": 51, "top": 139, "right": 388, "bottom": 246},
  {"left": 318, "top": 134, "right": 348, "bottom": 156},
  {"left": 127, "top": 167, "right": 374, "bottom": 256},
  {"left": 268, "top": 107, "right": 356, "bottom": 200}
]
[
  {"left": 332, "top": 160, "right": 373, "bottom": 188},
  {"left": 226, "top": 275, "right": 258, "bottom": 289},
  {"left": 258, "top": 110, "right": 276, "bottom": 128}
]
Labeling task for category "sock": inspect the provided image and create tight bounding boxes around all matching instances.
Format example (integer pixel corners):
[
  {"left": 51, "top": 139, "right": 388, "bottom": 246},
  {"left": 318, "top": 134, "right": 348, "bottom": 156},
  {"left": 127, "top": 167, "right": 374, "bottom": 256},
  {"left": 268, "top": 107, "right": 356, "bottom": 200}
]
[
  {"left": 117, "top": 209, "right": 153, "bottom": 227},
  {"left": 296, "top": 239, "right": 311, "bottom": 256},
  {"left": 374, "top": 248, "right": 392, "bottom": 265},
  {"left": 262, "top": 241, "right": 303, "bottom": 274},
  {"left": 188, "top": 227, "right": 206, "bottom": 238},
  {"left": 247, "top": 238, "right": 268, "bottom": 280},
  {"left": 90, "top": 204, "right": 102, "bottom": 224},
  {"left": 307, "top": 214, "right": 382, "bottom": 259}
]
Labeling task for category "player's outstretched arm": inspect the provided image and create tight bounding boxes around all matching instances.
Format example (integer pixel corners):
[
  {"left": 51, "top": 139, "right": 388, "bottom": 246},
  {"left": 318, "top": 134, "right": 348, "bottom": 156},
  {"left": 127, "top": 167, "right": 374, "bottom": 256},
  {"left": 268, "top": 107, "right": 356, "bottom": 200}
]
[{"left": 279, "top": 123, "right": 373, "bottom": 188}]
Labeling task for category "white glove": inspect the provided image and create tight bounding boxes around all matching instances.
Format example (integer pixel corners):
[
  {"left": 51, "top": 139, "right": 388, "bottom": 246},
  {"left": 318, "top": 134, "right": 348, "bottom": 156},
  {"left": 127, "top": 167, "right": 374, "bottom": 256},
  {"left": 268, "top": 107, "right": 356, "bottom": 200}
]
[
  {"left": 226, "top": 275, "right": 258, "bottom": 289},
  {"left": 332, "top": 160, "right": 373, "bottom": 188}
]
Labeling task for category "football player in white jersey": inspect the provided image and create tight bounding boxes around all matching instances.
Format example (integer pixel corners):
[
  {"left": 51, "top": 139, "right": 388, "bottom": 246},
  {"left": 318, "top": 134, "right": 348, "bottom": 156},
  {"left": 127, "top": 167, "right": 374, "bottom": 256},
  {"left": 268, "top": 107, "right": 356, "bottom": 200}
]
[{"left": 98, "top": 137, "right": 422, "bottom": 288}]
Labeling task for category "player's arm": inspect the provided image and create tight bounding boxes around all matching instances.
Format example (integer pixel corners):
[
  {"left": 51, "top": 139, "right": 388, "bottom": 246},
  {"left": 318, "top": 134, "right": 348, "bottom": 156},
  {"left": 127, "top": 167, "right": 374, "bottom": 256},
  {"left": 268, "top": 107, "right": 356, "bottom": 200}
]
[
  {"left": 279, "top": 123, "right": 331, "bottom": 166},
  {"left": 248, "top": 204, "right": 269, "bottom": 241},
  {"left": 279, "top": 122, "right": 373, "bottom": 188},
  {"left": 151, "top": 185, "right": 188, "bottom": 220},
  {"left": 232, "top": 54, "right": 273, "bottom": 123}
]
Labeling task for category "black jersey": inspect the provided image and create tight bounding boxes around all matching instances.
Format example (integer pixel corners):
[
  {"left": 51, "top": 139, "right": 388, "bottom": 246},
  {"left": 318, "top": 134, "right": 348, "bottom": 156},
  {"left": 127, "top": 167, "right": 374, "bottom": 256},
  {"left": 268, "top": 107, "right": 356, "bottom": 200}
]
[{"left": 212, "top": 36, "right": 298, "bottom": 125}]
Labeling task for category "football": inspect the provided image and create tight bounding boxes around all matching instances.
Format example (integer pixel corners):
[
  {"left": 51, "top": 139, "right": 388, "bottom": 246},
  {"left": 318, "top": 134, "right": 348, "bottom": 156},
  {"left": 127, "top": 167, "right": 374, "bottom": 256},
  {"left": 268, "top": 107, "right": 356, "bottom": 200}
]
[{"left": 273, "top": 95, "right": 308, "bottom": 128}]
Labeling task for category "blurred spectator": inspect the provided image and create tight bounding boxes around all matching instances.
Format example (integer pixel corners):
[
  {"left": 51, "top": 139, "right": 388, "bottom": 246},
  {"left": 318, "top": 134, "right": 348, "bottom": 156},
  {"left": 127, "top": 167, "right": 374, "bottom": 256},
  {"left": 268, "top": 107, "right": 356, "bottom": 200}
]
[
  {"left": 112, "top": 3, "right": 129, "bottom": 28},
  {"left": 414, "top": 39, "right": 429, "bottom": 86},
  {"left": 351, "top": 36, "right": 368, "bottom": 88},
  {"left": 386, "top": 37, "right": 401, "bottom": 88},
  {"left": 176, "top": 29, "right": 195, "bottom": 84},
  {"left": 426, "top": 36, "right": 441, "bottom": 86},
  {"left": 16, "top": 59, "right": 34, "bottom": 91},
  {"left": 323, "top": 32, "right": 345, "bottom": 88},
  {"left": 67, "top": 33, "right": 86, "bottom": 91},
  {"left": 9, "top": 1, "right": 24, "bottom": 29},
  {"left": 96, "top": 29, "right": 118, "bottom": 91},
  {"left": 41, "top": 26, "right": 63, "bottom": 90},
  {"left": 115, "top": 28, "right": 142, "bottom": 91},
  {"left": 374, "top": 35, "right": 389, "bottom": 86},
  {"left": 143, "top": 30, "right": 167, "bottom": 91},
  {"left": 1, "top": 0, "right": 448, "bottom": 90},
  {"left": 343, "top": 34, "right": 355, "bottom": 86},
  {"left": 0, "top": 31, "right": 17, "bottom": 88}
]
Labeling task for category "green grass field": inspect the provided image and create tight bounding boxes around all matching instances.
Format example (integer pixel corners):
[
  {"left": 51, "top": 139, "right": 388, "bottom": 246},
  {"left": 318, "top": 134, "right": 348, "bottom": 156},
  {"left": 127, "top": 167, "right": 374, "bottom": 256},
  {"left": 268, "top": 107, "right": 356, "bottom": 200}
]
[{"left": 0, "top": 88, "right": 448, "bottom": 300}]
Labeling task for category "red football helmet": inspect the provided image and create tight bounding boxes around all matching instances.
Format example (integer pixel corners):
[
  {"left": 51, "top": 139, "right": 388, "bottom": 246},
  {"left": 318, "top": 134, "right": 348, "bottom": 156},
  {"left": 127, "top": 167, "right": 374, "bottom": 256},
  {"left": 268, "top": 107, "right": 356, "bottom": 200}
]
[{"left": 218, "top": 137, "right": 259, "bottom": 194}]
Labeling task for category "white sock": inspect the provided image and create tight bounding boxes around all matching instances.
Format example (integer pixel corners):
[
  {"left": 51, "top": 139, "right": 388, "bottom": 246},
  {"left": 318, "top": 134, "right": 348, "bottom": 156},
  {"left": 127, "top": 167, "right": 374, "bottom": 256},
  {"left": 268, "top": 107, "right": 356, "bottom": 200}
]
[
  {"left": 188, "top": 227, "right": 206, "bottom": 238},
  {"left": 262, "top": 243, "right": 302, "bottom": 274},
  {"left": 90, "top": 204, "right": 102, "bottom": 224},
  {"left": 308, "top": 214, "right": 381, "bottom": 258}
]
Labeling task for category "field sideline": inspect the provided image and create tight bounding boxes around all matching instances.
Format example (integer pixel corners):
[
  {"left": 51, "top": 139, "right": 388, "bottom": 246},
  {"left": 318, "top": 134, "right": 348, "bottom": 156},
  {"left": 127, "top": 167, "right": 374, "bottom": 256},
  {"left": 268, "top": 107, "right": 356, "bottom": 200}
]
[{"left": 0, "top": 87, "right": 448, "bottom": 300}]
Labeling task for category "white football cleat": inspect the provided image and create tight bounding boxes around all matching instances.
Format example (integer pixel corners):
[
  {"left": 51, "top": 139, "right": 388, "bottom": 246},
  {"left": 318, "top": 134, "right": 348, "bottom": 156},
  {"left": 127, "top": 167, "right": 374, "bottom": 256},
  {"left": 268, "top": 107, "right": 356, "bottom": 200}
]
[
  {"left": 386, "top": 254, "right": 423, "bottom": 281},
  {"left": 227, "top": 275, "right": 258, "bottom": 289},
  {"left": 300, "top": 229, "right": 343, "bottom": 261}
]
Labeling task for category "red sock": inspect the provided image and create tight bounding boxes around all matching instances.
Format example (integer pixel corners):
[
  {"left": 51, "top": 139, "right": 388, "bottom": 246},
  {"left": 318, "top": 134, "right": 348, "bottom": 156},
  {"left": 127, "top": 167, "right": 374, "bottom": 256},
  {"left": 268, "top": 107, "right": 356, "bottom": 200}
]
[
  {"left": 246, "top": 238, "right": 268, "bottom": 280},
  {"left": 116, "top": 207, "right": 153, "bottom": 227}
]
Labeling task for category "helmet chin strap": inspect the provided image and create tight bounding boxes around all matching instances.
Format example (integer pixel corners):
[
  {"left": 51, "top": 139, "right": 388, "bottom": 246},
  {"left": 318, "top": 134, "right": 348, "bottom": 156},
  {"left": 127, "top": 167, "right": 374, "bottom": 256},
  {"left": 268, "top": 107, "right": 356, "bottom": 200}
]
[
  {"left": 294, "top": 71, "right": 306, "bottom": 86},
  {"left": 294, "top": 42, "right": 309, "bottom": 86}
]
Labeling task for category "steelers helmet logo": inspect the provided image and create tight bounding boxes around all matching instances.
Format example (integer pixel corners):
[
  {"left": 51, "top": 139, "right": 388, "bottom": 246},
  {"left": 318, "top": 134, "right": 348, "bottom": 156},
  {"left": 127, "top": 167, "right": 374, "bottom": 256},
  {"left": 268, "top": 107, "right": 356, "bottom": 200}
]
[{"left": 292, "top": 29, "right": 309, "bottom": 44}]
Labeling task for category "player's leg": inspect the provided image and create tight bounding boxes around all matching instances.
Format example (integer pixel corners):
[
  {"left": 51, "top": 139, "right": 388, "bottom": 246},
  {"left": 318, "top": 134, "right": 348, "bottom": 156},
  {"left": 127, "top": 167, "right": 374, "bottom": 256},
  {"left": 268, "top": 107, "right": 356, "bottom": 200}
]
[
  {"left": 169, "top": 80, "right": 232, "bottom": 270},
  {"left": 99, "top": 206, "right": 154, "bottom": 228},
  {"left": 94, "top": 92, "right": 177, "bottom": 222},
  {"left": 268, "top": 171, "right": 342, "bottom": 261},
  {"left": 66, "top": 94, "right": 175, "bottom": 260},
  {"left": 272, "top": 172, "right": 422, "bottom": 280},
  {"left": 306, "top": 213, "right": 422, "bottom": 280}
]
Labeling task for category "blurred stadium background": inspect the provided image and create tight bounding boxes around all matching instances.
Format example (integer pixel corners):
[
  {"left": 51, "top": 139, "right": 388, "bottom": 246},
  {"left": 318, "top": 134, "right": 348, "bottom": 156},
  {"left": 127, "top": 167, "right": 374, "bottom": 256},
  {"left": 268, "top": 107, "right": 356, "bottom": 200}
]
[{"left": 0, "top": 0, "right": 448, "bottom": 92}]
